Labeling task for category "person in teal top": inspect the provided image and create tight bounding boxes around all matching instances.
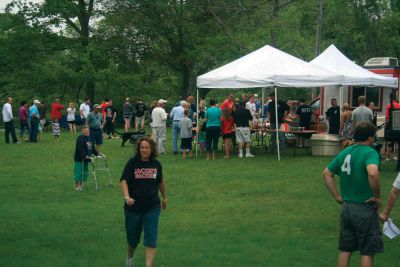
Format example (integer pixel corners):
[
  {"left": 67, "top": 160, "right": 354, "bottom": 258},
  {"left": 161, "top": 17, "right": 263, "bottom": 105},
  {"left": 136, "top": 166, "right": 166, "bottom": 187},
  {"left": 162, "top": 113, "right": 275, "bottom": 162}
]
[
  {"left": 323, "top": 122, "right": 383, "bottom": 267},
  {"left": 205, "top": 103, "right": 222, "bottom": 127},
  {"left": 205, "top": 99, "right": 222, "bottom": 159}
]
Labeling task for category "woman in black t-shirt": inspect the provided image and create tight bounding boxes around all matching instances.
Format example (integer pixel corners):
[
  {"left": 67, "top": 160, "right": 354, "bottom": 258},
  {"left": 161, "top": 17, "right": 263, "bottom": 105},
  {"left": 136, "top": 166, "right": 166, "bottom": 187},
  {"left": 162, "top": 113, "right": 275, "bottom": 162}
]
[{"left": 121, "top": 137, "right": 167, "bottom": 267}]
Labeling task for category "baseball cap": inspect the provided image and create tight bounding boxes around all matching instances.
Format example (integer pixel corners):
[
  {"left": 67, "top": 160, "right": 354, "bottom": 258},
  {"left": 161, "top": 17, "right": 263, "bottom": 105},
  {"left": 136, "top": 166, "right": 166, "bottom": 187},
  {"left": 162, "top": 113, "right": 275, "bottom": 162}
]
[
  {"left": 34, "top": 99, "right": 41, "bottom": 104},
  {"left": 158, "top": 99, "right": 167, "bottom": 104}
]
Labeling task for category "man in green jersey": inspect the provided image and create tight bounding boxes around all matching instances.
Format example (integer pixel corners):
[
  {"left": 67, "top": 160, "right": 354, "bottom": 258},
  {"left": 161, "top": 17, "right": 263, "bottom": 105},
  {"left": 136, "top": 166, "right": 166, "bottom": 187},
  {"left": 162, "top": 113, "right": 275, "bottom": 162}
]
[{"left": 323, "top": 122, "right": 383, "bottom": 267}]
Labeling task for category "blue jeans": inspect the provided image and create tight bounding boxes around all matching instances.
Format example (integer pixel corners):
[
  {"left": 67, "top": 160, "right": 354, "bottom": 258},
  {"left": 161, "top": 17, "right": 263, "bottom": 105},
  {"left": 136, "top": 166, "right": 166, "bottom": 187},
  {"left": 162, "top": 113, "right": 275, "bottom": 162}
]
[
  {"left": 270, "top": 123, "right": 285, "bottom": 151},
  {"left": 172, "top": 121, "right": 180, "bottom": 152},
  {"left": 20, "top": 121, "right": 29, "bottom": 138},
  {"left": 124, "top": 207, "right": 161, "bottom": 248}
]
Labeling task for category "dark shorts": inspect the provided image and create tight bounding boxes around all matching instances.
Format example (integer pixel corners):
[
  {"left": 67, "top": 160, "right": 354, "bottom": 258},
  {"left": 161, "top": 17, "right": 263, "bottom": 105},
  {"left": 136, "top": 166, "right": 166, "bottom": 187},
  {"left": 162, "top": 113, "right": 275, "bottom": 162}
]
[
  {"left": 125, "top": 208, "right": 160, "bottom": 248},
  {"left": 339, "top": 202, "right": 383, "bottom": 255},
  {"left": 222, "top": 133, "right": 233, "bottom": 140},
  {"left": 180, "top": 138, "right": 192, "bottom": 150},
  {"left": 68, "top": 120, "right": 75, "bottom": 124},
  {"left": 89, "top": 128, "right": 103, "bottom": 145}
]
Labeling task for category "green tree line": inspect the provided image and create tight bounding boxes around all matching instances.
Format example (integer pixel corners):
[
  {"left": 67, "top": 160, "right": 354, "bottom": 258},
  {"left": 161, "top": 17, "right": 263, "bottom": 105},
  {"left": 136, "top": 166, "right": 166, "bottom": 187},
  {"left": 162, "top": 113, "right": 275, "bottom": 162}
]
[{"left": 0, "top": 0, "right": 399, "bottom": 107}]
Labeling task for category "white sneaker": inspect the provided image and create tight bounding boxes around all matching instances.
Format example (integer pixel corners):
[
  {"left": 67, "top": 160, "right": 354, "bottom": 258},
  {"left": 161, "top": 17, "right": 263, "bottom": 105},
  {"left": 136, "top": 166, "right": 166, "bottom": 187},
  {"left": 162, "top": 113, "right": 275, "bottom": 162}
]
[
  {"left": 125, "top": 256, "right": 134, "bottom": 267},
  {"left": 238, "top": 154, "right": 243, "bottom": 158},
  {"left": 395, "top": 157, "right": 398, "bottom": 161},
  {"left": 246, "top": 154, "right": 254, "bottom": 158},
  {"left": 385, "top": 158, "right": 391, "bottom": 163}
]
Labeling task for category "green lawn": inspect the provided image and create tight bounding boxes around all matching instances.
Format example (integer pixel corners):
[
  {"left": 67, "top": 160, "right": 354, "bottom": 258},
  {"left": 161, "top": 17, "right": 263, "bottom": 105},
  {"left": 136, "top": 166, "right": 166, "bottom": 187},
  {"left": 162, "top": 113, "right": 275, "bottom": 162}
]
[{"left": 1, "top": 128, "right": 400, "bottom": 267}]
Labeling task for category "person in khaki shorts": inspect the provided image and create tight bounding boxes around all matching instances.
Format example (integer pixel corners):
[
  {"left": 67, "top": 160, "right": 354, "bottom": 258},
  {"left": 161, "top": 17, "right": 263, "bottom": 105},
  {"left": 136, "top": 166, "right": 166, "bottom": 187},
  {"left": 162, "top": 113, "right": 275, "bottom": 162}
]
[
  {"left": 233, "top": 101, "right": 254, "bottom": 158},
  {"left": 323, "top": 122, "right": 383, "bottom": 267},
  {"left": 135, "top": 99, "right": 147, "bottom": 130}
]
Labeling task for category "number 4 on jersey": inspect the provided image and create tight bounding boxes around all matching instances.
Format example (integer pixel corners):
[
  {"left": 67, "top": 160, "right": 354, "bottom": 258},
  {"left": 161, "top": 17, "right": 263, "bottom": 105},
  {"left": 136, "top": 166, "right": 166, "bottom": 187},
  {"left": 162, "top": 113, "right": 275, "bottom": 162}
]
[{"left": 341, "top": 155, "right": 351, "bottom": 175}]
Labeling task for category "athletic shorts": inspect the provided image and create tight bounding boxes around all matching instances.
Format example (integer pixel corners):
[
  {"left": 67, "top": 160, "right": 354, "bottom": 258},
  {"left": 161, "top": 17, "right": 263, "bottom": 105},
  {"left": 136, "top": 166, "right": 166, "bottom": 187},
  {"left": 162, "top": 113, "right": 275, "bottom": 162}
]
[
  {"left": 135, "top": 116, "right": 145, "bottom": 125},
  {"left": 339, "top": 202, "right": 383, "bottom": 255},
  {"left": 235, "top": 127, "right": 251, "bottom": 143},
  {"left": 123, "top": 114, "right": 132, "bottom": 120},
  {"left": 125, "top": 208, "right": 160, "bottom": 248},
  {"left": 180, "top": 138, "right": 192, "bottom": 150},
  {"left": 89, "top": 128, "right": 103, "bottom": 145},
  {"left": 222, "top": 133, "right": 233, "bottom": 140},
  {"left": 68, "top": 120, "right": 76, "bottom": 124}
]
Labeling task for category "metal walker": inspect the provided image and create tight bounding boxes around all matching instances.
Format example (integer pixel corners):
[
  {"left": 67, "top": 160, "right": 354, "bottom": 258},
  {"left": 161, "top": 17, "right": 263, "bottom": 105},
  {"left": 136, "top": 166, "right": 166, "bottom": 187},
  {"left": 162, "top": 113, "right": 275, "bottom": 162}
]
[{"left": 82, "top": 154, "right": 113, "bottom": 191}]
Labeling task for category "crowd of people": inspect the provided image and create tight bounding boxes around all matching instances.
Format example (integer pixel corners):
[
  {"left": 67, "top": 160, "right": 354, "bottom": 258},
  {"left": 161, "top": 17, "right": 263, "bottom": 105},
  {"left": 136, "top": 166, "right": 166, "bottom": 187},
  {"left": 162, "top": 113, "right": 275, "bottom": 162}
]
[{"left": 5, "top": 92, "right": 400, "bottom": 267}]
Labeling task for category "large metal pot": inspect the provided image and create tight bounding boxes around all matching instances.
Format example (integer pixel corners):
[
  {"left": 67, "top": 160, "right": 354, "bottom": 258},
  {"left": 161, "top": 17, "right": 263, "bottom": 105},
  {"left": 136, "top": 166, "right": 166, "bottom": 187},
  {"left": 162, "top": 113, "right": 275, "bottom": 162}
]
[{"left": 310, "top": 134, "right": 341, "bottom": 156}]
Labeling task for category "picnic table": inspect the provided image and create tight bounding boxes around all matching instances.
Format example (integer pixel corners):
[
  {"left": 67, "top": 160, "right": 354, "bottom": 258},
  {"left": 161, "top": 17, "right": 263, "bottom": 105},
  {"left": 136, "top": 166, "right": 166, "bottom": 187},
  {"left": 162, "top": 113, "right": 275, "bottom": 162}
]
[{"left": 251, "top": 127, "right": 317, "bottom": 157}]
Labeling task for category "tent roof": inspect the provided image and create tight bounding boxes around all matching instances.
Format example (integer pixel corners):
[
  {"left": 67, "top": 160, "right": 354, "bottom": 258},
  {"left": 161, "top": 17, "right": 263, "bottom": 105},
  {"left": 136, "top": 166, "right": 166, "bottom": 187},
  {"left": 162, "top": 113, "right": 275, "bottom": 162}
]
[
  {"left": 310, "top": 44, "right": 398, "bottom": 88},
  {"left": 196, "top": 45, "right": 341, "bottom": 88}
]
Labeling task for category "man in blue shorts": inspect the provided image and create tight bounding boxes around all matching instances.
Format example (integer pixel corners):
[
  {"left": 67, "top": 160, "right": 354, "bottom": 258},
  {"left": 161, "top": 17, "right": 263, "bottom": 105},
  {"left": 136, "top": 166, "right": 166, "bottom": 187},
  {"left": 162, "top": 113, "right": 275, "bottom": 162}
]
[
  {"left": 323, "top": 122, "right": 383, "bottom": 267},
  {"left": 86, "top": 104, "right": 104, "bottom": 154}
]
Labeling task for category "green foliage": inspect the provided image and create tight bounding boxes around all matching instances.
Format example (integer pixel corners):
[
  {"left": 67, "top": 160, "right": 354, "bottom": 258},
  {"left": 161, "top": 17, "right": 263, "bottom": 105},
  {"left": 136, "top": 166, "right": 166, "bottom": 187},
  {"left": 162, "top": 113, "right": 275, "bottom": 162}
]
[{"left": 0, "top": 0, "right": 399, "bottom": 108}]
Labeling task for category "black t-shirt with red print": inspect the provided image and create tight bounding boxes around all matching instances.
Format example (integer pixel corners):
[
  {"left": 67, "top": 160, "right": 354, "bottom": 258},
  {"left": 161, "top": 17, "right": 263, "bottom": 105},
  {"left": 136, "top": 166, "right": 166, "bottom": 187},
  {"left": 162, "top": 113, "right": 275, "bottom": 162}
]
[{"left": 120, "top": 156, "right": 163, "bottom": 212}]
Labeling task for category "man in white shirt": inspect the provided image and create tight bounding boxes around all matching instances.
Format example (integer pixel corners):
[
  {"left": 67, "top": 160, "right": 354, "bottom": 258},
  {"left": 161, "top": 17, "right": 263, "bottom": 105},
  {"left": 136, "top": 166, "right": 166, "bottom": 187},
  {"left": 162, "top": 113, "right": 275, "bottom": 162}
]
[
  {"left": 151, "top": 99, "right": 168, "bottom": 154},
  {"left": 79, "top": 97, "right": 91, "bottom": 126},
  {"left": 2, "top": 96, "right": 18, "bottom": 144},
  {"left": 246, "top": 95, "right": 258, "bottom": 126},
  {"left": 169, "top": 101, "right": 186, "bottom": 154},
  {"left": 380, "top": 173, "right": 400, "bottom": 222}
]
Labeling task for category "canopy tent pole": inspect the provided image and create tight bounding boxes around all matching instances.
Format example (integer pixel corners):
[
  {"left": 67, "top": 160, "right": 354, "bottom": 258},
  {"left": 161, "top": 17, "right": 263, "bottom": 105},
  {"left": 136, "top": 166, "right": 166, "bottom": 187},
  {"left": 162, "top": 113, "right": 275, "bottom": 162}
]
[
  {"left": 274, "top": 86, "right": 281, "bottom": 161},
  {"left": 261, "top": 88, "right": 265, "bottom": 124},
  {"left": 339, "top": 85, "right": 343, "bottom": 108},
  {"left": 196, "top": 88, "right": 199, "bottom": 157}
]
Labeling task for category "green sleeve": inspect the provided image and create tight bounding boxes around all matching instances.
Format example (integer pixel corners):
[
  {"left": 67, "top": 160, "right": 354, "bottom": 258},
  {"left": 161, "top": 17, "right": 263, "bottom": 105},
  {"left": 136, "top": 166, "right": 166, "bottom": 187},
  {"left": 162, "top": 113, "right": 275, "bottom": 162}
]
[
  {"left": 327, "top": 156, "right": 340, "bottom": 175},
  {"left": 365, "top": 150, "right": 380, "bottom": 167}
]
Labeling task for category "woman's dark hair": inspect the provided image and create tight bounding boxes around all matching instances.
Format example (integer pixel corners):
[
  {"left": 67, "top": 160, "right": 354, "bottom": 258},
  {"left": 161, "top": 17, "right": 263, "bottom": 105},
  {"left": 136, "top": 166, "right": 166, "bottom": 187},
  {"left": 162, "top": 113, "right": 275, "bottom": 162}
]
[
  {"left": 135, "top": 136, "right": 158, "bottom": 160},
  {"left": 20, "top": 101, "right": 27, "bottom": 106},
  {"left": 209, "top": 99, "right": 216, "bottom": 106},
  {"left": 353, "top": 122, "right": 376, "bottom": 142}
]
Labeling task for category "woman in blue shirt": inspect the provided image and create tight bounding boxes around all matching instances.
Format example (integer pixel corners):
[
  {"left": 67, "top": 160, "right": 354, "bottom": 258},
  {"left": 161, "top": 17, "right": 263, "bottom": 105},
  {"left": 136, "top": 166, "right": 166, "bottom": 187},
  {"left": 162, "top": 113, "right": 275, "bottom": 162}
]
[{"left": 205, "top": 99, "right": 222, "bottom": 159}]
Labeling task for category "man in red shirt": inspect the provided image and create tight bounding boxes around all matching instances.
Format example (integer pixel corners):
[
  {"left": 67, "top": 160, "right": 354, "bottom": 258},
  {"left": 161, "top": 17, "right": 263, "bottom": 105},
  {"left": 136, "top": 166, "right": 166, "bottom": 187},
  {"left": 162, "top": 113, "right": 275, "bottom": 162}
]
[
  {"left": 51, "top": 99, "right": 65, "bottom": 121},
  {"left": 385, "top": 93, "right": 400, "bottom": 165},
  {"left": 220, "top": 94, "right": 234, "bottom": 112},
  {"left": 100, "top": 98, "right": 110, "bottom": 119}
]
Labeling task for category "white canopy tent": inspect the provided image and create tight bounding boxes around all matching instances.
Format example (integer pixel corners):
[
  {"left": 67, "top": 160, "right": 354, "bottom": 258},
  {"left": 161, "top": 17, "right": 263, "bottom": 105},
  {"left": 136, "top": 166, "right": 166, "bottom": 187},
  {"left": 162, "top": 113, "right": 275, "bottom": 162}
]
[
  {"left": 310, "top": 44, "right": 398, "bottom": 107},
  {"left": 196, "top": 45, "right": 342, "bottom": 160},
  {"left": 310, "top": 44, "right": 398, "bottom": 88},
  {"left": 197, "top": 45, "right": 341, "bottom": 88}
]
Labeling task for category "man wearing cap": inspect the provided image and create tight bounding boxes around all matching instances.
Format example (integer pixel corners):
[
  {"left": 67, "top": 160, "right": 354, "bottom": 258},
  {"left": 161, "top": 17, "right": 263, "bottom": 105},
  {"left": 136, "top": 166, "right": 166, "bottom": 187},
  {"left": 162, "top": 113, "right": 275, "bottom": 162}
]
[
  {"left": 86, "top": 104, "right": 104, "bottom": 153},
  {"left": 151, "top": 99, "right": 168, "bottom": 154},
  {"left": 29, "top": 100, "right": 41, "bottom": 143},
  {"left": 2, "top": 96, "right": 18, "bottom": 144},
  {"left": 169, "top": 100, "right": 186, "bottom": 154}
]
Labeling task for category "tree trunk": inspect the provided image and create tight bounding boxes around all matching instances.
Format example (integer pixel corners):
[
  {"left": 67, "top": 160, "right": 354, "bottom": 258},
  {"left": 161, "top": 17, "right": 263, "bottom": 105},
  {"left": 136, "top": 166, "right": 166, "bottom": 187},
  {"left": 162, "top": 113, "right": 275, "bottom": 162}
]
[
  {"left": 313, "top": 0, "right": 324, "bottom": 99},
  {"left": 269, "top": 0, "right": 280, "bottom": 47},
  {"left": 315, "top": 0, "right": 324, "bottom": 56},
  {"left": 181, "top": 63, "right": 193, "bottom": 98},
  {"left": 86, "top": 79, "right": 95, "bottom": 103}
]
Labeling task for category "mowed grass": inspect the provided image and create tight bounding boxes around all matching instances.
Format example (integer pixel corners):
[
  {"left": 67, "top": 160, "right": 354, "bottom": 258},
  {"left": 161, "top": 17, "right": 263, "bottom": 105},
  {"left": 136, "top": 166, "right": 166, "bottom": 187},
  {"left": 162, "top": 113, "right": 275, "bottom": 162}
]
[{"left": 1, "top": 128, "right": 400, "bottom": 267}]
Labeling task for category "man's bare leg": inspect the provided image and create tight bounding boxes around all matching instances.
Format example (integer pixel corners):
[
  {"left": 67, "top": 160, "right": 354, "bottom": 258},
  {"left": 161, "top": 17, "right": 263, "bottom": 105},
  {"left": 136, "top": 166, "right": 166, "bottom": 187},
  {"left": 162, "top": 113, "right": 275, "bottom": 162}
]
[{"left": 338, "top": 252, "right": 351, "bottom": 267}]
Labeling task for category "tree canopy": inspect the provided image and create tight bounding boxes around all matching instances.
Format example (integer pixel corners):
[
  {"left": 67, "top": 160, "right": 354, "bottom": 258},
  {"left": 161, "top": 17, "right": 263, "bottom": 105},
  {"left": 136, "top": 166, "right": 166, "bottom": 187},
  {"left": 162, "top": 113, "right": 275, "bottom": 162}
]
[{"left": 1, "top": 0, "right": 399, "bottom": 106}]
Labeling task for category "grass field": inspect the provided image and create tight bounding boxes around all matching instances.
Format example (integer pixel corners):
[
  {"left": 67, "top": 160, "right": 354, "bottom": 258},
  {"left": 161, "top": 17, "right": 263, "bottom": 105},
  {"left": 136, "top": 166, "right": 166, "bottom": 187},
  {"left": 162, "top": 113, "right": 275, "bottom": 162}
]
[{"left": 1, "top": 128, "right": 400, "bottom": 267}]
